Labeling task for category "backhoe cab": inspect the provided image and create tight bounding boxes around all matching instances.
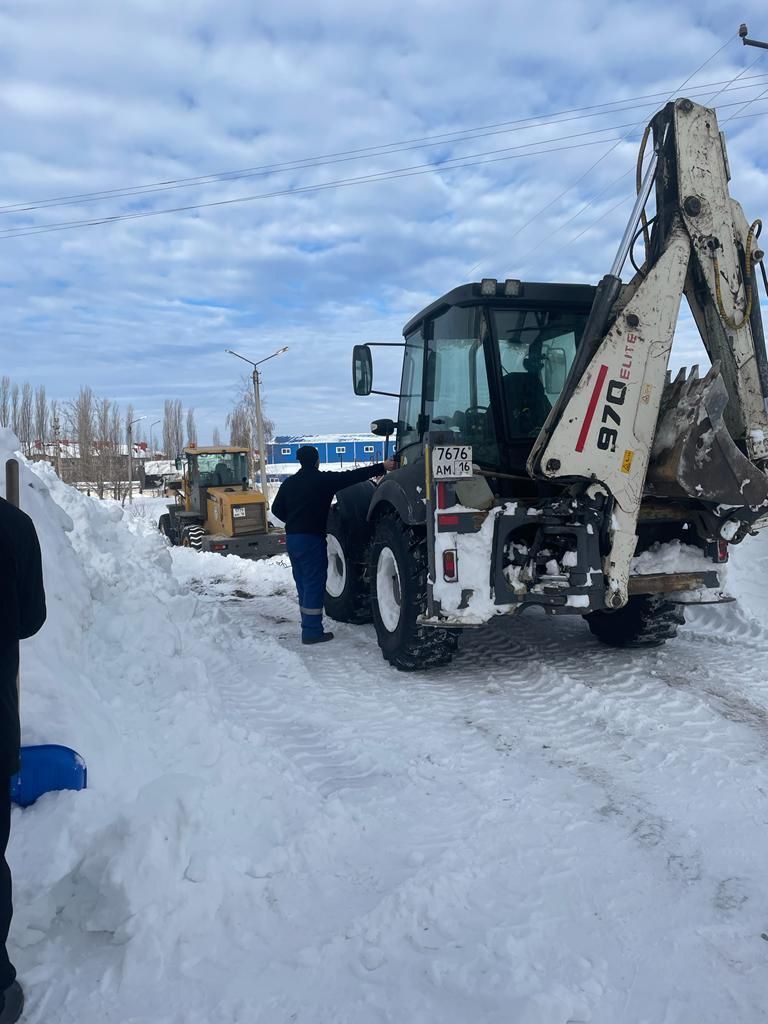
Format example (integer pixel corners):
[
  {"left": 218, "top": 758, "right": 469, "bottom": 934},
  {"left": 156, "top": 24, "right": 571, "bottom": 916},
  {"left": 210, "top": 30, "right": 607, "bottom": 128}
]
[
  {"left": 328, "top": 97, "right": 768, "bottom": 670},
  {"left": 158, "top": 446, "right": 286, "bottom": 559}
]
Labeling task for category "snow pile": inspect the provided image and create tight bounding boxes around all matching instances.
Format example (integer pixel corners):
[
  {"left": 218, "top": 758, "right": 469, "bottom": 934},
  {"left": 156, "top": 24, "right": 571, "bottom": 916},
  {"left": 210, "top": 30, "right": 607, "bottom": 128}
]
[
  {"left": 631, "top": 539, "right": 714, "bottom": 575},
  {"left": 6, "top": 426, "right": 768, "bottom": 1023},
  {"left": 1, "top": 430, "right": 313, "bottom": 1022}
]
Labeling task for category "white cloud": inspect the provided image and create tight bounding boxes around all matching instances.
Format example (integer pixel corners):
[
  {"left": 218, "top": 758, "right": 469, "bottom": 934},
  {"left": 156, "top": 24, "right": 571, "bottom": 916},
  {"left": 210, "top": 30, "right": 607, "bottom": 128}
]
[{"left": 0, "top": 0, "right": 766, "bottom": 438}]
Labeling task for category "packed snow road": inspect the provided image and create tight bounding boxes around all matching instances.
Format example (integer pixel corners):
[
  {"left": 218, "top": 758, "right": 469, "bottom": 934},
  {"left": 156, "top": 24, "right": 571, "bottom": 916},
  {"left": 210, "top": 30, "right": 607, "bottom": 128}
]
[{"left": 5, "top": 452, "right": 768, "bottom": 1023}]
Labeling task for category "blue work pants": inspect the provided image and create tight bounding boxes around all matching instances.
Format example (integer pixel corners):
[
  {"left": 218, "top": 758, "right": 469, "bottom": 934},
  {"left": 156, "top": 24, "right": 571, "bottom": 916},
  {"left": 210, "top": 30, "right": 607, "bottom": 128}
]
[{"left": 286, "top": 534, "right": 328, "bottom": 639}]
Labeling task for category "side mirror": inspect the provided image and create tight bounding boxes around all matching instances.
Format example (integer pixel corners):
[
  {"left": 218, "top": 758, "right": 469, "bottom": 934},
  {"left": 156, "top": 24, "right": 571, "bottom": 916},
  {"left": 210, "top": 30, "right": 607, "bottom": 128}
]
[
  {"left": 544, "top": 348, "right": 567, "bottom": 394},
  {"left": 353, "top": 345, "right": 373, "bottom": 396},
  {"left": 370, "top": 418, "right": 396, "bottom": 437},
  {"left": 174, "top": 455, "right": 183, "bottom": 470}
]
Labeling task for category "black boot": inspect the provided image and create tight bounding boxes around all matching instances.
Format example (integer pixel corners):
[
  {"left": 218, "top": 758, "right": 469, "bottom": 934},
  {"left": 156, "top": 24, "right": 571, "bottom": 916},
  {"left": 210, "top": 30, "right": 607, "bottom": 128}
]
[
  {"left": 302, "top": 632, "right": 334, "bottom": 645},
  {"left": 0, "top": 981, "right": 24, "bottom": 1024}
]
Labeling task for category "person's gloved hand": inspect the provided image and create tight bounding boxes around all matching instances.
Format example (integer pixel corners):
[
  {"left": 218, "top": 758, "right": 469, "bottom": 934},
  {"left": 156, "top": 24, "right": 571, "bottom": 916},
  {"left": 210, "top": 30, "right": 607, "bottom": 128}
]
[{"left": 383, "top": 459, "right": 397, "bottom": 471}]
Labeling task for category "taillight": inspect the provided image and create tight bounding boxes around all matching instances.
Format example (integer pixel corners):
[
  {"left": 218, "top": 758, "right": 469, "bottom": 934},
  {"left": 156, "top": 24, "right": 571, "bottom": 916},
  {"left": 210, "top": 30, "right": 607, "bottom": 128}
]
[
  {"left": 706, "top": 539, "right": 730, "bottom": 563},
  {"left": 442, "top": 549, "right": 458, "bottom": 582},
  {"left": 211, "top": 542, "right": 228, "bottom": 552},
  {"left": 438, "top": 513, "right": 460, "bottom": 529},
  {"left": 436, "top": 482, "right": 449, "bottom": 509}
]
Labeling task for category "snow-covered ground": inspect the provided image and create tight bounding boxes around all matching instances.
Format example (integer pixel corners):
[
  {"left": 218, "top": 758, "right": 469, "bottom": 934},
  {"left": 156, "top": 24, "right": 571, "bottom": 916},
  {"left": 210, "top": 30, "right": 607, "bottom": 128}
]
[{"left": 5, "top": 427, "right": 768, "bottom": 1023}]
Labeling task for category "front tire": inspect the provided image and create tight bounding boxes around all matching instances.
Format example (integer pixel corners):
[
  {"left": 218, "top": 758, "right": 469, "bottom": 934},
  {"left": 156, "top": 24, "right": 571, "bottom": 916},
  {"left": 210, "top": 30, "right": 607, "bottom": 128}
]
[
  {"left": 324, "top": 509, "right": 372, "bottom": 624},
  {"left": 585, "top": 595, "right": 685, "bottom": 648},
  {"left": 369, "top": 513, "right": 458, "bottom": 671},
  {"left": 158, "top": 514, "right": 172, "bottom": 542},
  {"left": 181, "top": 525, "right": 205, "bottom": 550}
]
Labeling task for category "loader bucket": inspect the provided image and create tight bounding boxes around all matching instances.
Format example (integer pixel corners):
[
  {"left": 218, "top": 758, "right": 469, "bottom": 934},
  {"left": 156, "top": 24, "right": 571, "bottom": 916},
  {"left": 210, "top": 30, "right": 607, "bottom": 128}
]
[{"left": 647, "top": 363, "right": 768, "bottom": 508}]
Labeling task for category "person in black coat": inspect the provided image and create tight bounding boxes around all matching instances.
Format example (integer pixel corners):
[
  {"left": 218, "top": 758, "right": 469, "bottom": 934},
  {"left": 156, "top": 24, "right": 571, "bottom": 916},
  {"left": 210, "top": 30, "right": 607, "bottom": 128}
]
[
  {"left": 272, "top": 445, "right": 393, "bottom": 644},
  {"left": 0, "top": 496, "right": 46, "bottom": 1024}
]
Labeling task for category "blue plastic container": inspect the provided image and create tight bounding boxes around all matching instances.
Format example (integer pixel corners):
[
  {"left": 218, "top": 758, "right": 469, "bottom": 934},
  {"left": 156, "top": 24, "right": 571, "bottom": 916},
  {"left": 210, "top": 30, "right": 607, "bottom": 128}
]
[{"left": 9, "top": 744, "right": 87, "bottom": 807}]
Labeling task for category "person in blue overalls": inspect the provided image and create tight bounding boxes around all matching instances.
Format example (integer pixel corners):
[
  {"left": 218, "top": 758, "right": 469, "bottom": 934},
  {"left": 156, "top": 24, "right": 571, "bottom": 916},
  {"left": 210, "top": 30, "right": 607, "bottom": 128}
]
[{"left": 272, "top": 445, "right": 394, "bottom": 644}]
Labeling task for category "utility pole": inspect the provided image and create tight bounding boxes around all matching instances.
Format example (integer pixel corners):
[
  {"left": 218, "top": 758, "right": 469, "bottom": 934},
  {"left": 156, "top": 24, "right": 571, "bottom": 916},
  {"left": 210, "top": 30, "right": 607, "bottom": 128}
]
[
  {"left": 225, "top": 346, "right": 289, "bottom": 505},
  {"left": 740, "top": 24, "right": 768, "bottom": 49},
  {"left": 126, "top": 415, "right": 145, "bottom": 504},
  {"left": 52, "top": 416, "right": 62, "bottom": 478}
]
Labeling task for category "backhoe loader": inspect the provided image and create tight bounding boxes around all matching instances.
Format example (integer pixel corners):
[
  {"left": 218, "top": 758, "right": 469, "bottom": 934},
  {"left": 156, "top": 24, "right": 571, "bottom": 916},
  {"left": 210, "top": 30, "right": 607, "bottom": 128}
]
[
  {"left": 329, "top": 97, "right": 768, "bottom": 670},
  {"left": 158, "top": 446, "right": 286, "bottom": 559}
]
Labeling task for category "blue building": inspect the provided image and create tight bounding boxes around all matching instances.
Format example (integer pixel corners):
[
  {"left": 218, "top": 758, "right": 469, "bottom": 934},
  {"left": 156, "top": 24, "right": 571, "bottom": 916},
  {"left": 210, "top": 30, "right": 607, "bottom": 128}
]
[{"left": 267, "top": 434, "right": 388, "bottom": 473}]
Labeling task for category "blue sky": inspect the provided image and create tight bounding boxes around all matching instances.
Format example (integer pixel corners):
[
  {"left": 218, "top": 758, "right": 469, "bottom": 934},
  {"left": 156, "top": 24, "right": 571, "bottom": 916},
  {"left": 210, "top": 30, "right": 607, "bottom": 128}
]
[{"left": 2, "top": 0, "right": 767, "bottom": 440}]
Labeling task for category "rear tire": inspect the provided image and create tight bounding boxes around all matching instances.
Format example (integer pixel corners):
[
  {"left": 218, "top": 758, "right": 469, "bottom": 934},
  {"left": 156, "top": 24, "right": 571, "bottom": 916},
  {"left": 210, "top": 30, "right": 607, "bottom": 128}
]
[
  {"left": 369, "top": 513, "right": 458, "bottom": 671},
  {"left": 324, "top": 509, "right": 372, "bottom": 624},
  {"left": 585, "top": 595, "right": 685, "bottom": 648},
  {"left": 181, "top": 525, "right": 205, "bottom": 550}
]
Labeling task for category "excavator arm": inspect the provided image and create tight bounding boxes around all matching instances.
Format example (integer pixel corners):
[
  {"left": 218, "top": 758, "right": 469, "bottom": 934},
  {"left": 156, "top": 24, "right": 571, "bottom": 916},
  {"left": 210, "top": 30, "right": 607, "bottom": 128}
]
[{"left": 528, "top": 98, "right": 768, "bottom": 608}]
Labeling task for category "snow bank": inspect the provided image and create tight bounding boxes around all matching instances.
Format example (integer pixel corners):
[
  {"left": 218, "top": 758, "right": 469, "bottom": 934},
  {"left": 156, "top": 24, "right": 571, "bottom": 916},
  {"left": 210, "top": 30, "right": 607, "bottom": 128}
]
[
  {"left": 7, "top": 425, "right": 768, "bottom": 1024},
  {"left": 1, "top": 430, "right": 313, "bottom": 1021}
]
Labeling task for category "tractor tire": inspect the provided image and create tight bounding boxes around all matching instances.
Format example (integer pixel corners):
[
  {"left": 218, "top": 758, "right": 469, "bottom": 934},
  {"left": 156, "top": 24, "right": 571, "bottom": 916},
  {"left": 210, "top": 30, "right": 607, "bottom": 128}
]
[
  {"left": 158, "top": 514, "right": 172, "bottom": 542},
  {"left": 369, "top": 512, "right": 458, "bottom": 671},
  {"left": 324, "top": 509, "right": 372, "bottom": 624},
  {"left": 181, "top": 525, "right": 205, "bottom": 550},
  {"left": 585, "top": 595, "right": 685, "bottom": 648}
]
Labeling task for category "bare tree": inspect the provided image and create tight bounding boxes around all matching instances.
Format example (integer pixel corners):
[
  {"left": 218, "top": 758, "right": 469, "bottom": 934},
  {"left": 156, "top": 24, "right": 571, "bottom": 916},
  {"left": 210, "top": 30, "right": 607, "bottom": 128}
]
[
  {"left": 162, "top": 399, "right": 184, "bottom": 456},
  {"left": 212, "top": 426, "right": 222, "bottom": 446},
  {"left": 34, "top": 385, "right": 48, "bottom": 450},
  {"left": 0, "top": 378, "right": 10, "bottom": 428},
  {"left": 227, "top": 375, "right": 275, "bottom": 450},
  {"left": 18, "top": 383, "right": 34, "bottom": 455},
  {"left": 186, "top": 407, "right": 197, "bottom": 447},
  {"left": 227, "top": 401, "right": 252, "bottom": 448},
  {"left": 110, "top": 404, "right": 127, "bottom": 499},
  {"left": 93, "top": 398, "right": 113, "bottom": 498},
  {"left": 125, "top": 403, "right": 135, "bottom": 445},
  {"left": 68, "top": 386, "right": 96, "bottom": 490},
  {"left": 11, "top": 384, "right": 19, "bottom": 436}
]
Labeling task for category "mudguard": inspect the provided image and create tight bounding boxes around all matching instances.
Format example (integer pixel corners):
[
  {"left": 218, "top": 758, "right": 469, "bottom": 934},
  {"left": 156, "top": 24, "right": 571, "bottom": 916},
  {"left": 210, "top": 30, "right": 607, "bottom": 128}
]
[
  {"left": 333, "top": 479, "right": 377, "bottom": 550},
  {"left": 367, "top": 459, "right": 427, "bottom": 526}
]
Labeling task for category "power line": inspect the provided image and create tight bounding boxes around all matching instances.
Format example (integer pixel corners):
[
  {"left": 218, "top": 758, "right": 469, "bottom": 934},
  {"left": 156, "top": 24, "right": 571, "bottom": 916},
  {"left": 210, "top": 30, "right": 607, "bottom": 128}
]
[
  {"left": 521, "top": 72, "right": 768, "bottom": 263},
  {"left": 0, "top": 136, "right": 627, "bottom": 240},
  {"left": 563, "top": 106, "right": 768, "bottom": 248},
  {"left": 2, "top": 104, "right": 766, "bottom": 243},
  {"left": 3, "top": 73, "right": 768, "bottom": 217},
  {"left": 480, "top": 30, "right": 739, "bottom": 279},
  {"left": 3, "top": 105, "right": 768, "bottom": 244},
  {"left": 707, "top": 50, "right": 764, "bottom": 104}
]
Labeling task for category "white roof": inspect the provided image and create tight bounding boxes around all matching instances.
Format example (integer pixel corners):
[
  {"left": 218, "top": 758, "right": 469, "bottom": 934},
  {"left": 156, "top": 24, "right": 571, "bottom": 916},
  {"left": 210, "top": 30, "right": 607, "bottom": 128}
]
[{"left": 272, "top": 434, "right": 381, "bottom": 445}]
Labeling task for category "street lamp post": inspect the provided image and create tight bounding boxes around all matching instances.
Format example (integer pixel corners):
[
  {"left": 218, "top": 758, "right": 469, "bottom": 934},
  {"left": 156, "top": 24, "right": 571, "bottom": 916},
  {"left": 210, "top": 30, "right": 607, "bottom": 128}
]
[
  {"left": 225, "top": 346, "right": 288, "bottom": 506},
  {"left": 127, "top": 416, "right": 145, "bottom": 504}
]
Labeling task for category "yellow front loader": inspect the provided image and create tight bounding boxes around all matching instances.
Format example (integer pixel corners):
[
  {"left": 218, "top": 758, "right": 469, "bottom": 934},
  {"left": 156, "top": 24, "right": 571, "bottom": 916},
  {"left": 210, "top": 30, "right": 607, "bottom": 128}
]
[{"left": 158, "top": 446, "right": 286, "bottom": 559}]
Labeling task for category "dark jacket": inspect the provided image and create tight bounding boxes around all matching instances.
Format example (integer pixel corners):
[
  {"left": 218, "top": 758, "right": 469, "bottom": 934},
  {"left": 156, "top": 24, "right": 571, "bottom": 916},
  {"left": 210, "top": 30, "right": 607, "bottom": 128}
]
[
  {"left": 0, "top": 498, "right": 47, "bottom": 776},
  {"left": 272, "top": 464, "right": 386, "bottom": 535}
]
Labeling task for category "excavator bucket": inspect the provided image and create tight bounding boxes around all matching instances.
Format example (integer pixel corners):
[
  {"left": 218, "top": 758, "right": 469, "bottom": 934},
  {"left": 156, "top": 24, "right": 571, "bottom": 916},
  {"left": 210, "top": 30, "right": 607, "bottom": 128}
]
[{"left": 647, "top": 362, "right": 768, "bottom": 508}]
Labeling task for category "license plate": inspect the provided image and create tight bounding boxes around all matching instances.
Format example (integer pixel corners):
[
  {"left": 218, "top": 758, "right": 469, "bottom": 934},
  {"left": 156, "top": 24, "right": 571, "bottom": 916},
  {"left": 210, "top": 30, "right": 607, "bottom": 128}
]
[
  {"left": 432, "top": 445, "right": 473, "bottom": 480},
  {"left": 232, "top": 506, "right": 247, "bottom": 519}
]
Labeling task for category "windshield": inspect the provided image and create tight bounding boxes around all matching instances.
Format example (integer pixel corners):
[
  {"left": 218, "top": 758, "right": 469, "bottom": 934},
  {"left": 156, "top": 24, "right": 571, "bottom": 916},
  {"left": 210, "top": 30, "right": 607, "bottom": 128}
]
[
  {"left": 424, "top": 305, "right": 499, "bottom": 465},
  {"left": 192, "top": 453, "right": 248, "bottom": 486},
  {"left": 492, "top": 309, "right": 588, "bottom": 438}
]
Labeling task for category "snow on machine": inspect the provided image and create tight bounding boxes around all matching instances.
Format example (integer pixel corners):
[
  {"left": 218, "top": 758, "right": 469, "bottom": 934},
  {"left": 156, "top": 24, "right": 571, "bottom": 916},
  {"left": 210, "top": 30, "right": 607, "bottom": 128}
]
[{"left": 327, "top": 97, "right": 768, "bottom": 670}]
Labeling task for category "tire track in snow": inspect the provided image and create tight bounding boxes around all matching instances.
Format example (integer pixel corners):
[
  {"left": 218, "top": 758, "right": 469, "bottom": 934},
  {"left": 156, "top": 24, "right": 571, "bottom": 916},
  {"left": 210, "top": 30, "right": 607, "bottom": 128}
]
[{"left": 178, "top": 558, "right": 768, "bottom": 1021}]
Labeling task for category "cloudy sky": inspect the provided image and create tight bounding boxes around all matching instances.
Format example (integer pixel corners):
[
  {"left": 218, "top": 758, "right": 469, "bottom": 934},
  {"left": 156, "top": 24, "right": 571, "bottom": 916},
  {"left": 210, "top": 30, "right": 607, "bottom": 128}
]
[{"left": 2, "top": 0, "right": 768, "bottom": 441}]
